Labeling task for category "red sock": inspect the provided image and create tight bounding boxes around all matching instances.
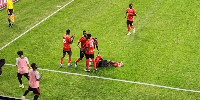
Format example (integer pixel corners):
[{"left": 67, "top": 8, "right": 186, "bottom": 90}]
[
  {"left": 114, "top": 62, "right": 118, "bottom": 67},
  {"left": 68, "top": 58, "right": 71, "bottom": 63},
  {"left": 131, "top": 25, "right": 135, "bottom": 29},
  {"left": 76, "top": 58, "right": 81, "bottom": 62},
  {"left": 86, "top": 59, "right": 89, "bottom": 70},
  {"left": 60, "top": 58, "right": 63, "bottom": 64},
  {"left": 127, "top": 25, "right": 130, "bottom": 32},
  {"left": 92, "top": 58, "right": 96, "bottom": 69}
]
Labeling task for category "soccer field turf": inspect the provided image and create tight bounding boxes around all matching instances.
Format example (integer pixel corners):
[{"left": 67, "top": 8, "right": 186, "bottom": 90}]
[{"left": 0, "top": 0, "right": 200, "bottom": 99}]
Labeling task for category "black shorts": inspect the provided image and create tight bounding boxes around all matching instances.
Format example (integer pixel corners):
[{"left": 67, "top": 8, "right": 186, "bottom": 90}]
[
  {"left": 63, "top": 50, "right": 71, "bottom": 54},
  {"left": 98, "top": 60, "right": 108, "bottom": 67},
  {"left": 17, "top": 73, "right": 28, "bottom": 78},
  {"left": 80, "top": 50, "right": 85, "bottom": 58},
  {"left": 85, "top": 54, "right": 94, "bottom": 59},
  {"left": 127, "top": 20, "right": 134, "bottom": 26},
  {"left": 8, "top": 9, "right": 13, "bottom": 15},
  {"left": 27, "top": 86, "right": 40, "bottom": 95},
  {"left": 0, "top": 59, "right": 5, "bottom": 68}
]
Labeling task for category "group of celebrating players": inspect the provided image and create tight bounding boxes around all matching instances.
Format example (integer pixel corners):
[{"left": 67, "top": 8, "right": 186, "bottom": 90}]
[{"left": 60, "top": 29, "right": 124, "bottom": 72}]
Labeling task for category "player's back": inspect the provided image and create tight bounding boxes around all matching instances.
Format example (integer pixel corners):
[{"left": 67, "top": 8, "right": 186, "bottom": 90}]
[
  {"left": 85, "top": 38, "right": 94, "bottom": 54},
  {"left": 63, "top": 34, "right": 71, "bottom": 50}
]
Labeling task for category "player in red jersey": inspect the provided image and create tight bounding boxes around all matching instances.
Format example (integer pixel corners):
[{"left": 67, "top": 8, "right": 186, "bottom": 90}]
[
  {"left": 95, "top": 54, "right": 123, "bottom": 67},
  {"left": 74, "top": 30, "right": 87, "bottom": 68},
  {"left": 125, "top": 3, "right": 136, "bottom": 35},
  {"left": 84, "top": 34, "right": 98, "bottom": 72},
  {"left": 60, "top": 29, "right": 75, "bottom": 68}
]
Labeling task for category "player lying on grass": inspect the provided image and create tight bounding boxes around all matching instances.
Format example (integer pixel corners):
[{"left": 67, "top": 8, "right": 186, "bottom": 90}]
[{"left": 95, "top": 54, "right": 123, "bottom": 67}]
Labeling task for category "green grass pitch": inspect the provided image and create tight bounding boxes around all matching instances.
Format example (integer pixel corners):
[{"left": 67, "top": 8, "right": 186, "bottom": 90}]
[{"left": 0, "top": 0, "right": 200, "bottom": 99}]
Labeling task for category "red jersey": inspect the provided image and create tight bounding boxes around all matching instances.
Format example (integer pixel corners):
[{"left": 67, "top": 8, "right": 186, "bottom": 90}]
[
  {"left": 95, "top": 55, "right": 102, "bottom": 67},
  {"left": 85, "top": 38, "right": 94, "bottom": 54},
  {"left": 78, "top": 36, "right": 87, "bottom": 48},
  {"left": 126, "top": 8, "right": 136, "bottom": 21},
  {"left": 63, "top": 34, "right": 71, "bottom": 51}
]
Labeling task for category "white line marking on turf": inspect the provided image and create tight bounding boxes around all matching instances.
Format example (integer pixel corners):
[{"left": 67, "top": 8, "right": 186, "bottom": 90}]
[
  {"left": 5, "top": 63, "right": 200, "bottom": 93},
  {"left": 0, "top": 0, "right": 74, "bottom": 51}
]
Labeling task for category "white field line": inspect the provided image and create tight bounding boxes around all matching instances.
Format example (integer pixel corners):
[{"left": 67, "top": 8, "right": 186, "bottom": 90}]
[
  {"left": 5, "top": 63, "right": 200, "bottom": 93},
  {"left": 0, "top": 0, "right": 74, "bottom": 51}
]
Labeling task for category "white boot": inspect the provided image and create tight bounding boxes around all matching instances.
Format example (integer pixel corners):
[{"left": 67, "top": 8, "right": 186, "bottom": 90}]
[{"left": 127, "top": 32, "right": 131, "bottom": 35}]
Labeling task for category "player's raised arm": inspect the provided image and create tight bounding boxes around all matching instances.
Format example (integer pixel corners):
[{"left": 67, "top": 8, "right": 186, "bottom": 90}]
[{"left": 70, "top": 34, "right": 75, "bottom": 44}]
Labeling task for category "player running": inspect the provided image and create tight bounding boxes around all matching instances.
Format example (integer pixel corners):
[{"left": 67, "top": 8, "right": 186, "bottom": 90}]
[
  {"left": 21, "top": 63, "right": 43, "bottom": 100},
  {"left": 125, "top": 3, "right": 136, "bottom": 35},
  {"left": 16, "top": 51, "right": 31, "bottom": 88},
  {"left": 60, "top": 29, "right": 75, "bottom": 68},
  {"left": 75, "top": 30, "right": 87, "bottom": 68}
]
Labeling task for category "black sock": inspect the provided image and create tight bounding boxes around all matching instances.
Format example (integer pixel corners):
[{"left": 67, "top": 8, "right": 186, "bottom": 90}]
[
  {"left": 8, "top": 18, "right": 11, "bottom": 24},
  {"left": 34, "top": 95, "right": 39, "bottom": 100},
  {"left": 18, "top": 77, "right": 22, "bottom": 85},
  {"left": 23, "top": 90, "right": 29, "bottom": 96}
]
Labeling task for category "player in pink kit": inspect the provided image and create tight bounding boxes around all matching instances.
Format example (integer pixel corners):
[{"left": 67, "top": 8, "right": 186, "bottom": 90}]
[
  {"left": 21, "top": 63, "right": 43, "bottom": 100},
  {"left": 16, "top": 51, "right": 30, "bottom": 88}
]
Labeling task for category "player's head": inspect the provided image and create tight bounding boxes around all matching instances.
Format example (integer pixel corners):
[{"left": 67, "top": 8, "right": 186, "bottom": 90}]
[
  {"left": 129, "top": 3, "right": 133, "bottom": 8},
  {"left": 17, "top": 51, "right": 23, "bottom": 56},
  {"left": 31, "top": 63, "right": 38, "bottom": 69},
  {"left": 83, "top": 30, "right": 87, "bottom": 37},
  {"left": 87, "top": 33, "right": 91, "bottom": 39},
  {"left": 66, "top": 29, "right": 70, "bottom": 35}
]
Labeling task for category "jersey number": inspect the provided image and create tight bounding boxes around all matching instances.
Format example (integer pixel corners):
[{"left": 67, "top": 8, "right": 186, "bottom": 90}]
[
  {"left": 63, "top": 39, "right": 66, "bottom": 43},
  {"left": 90, "top": 42, "right": 94, "bottom": 47}
]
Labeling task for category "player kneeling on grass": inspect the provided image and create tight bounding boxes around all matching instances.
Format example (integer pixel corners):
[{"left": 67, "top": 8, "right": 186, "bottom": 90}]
[
  {"left": 95, "top": 54, "right": 123, "bottom": 67},
  {"left": 21, "top": 63, "right": 43, "bottom": 100}
]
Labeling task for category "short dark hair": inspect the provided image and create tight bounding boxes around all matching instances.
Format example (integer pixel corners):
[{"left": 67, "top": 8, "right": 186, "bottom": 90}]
[
  {"left": 31, "top": 63, "right": 36, "bottom": 69},
  {"left": 87, "top": 34, "right": 91, "bottom": 38},
  {"left": 66, "top": 29, "right": 70, "bottom": 34},
  {"left": 129, "top": 3, "right": 133, "bottom": 7},
  {"left": 83, "top": 30, "right": 86, "bottom": 33},
  {"left": 17, "top": 51, "right": 23, "bottom": 56}
]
